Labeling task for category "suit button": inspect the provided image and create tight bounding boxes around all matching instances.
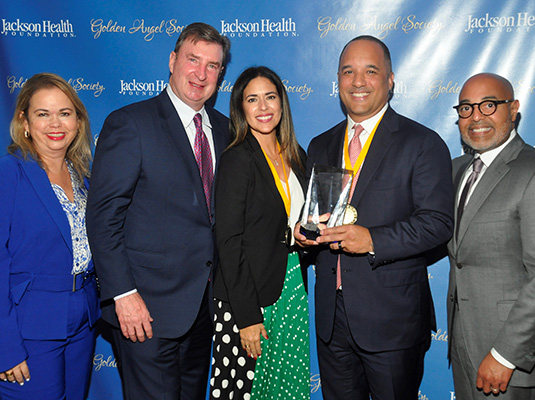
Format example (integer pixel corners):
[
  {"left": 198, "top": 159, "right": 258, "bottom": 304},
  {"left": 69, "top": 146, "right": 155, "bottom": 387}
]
[
  {"left": 456, "top": 263, "right": 463, "bottom": 269},
  {"left": 331, "top": 268, "right": 336, "bottom": 275},
  {"left": 450, "top": 294, "right": 454, "bottom": 302},
  {"left": 206, "top": 261, "right": 212, "bottom": 267}
]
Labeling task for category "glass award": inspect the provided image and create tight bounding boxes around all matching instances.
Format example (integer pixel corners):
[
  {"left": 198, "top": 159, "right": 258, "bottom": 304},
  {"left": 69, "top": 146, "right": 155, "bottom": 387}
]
[{"left": 299, "top": 164, "right": 354, "bottom": 240}]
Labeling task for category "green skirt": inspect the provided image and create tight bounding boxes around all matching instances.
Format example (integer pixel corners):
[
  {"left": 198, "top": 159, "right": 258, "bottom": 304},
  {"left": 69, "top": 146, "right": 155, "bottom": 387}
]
[{"left": 250, "top": 251, "right": 310, "bottom": 399}]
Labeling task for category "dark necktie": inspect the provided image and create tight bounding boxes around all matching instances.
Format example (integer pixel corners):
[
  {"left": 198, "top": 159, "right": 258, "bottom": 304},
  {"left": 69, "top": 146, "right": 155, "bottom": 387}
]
[
  {"left": 456, "top": 157, "right": 484, "bottom": 238},
  {"left": 193, "top": 113, "right": 214, "bottom": 217}
]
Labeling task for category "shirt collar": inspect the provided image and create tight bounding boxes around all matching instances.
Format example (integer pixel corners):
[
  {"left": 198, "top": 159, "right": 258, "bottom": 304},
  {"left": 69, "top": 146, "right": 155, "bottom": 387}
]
[
  {"left": 166, "top": 85, "right": 211, "bottom": 129},
  {"left": 477, "top": 129, "right": 516, "bottom": 167},
  {"left": 347, "top": 103, "right": 389, "bottom": 140}
]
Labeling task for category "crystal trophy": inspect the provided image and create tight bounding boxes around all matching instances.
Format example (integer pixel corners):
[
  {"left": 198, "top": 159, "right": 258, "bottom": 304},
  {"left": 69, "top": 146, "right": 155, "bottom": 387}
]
[{"left": 299, "top": 164, "right": 353, "bottom": 240}]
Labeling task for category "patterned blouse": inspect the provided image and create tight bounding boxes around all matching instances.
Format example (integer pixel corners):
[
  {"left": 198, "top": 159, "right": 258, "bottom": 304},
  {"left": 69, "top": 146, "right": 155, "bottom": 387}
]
[{"left": 51, "top": 163, "right": 92, "bottom": 274}]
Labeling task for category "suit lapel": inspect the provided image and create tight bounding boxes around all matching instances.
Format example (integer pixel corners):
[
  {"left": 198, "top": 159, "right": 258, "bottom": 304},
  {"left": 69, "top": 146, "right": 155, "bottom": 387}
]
[
  {"left": 352, "top": 108, "right": 396, "bottom": 207},
  {"left": 326, "top": 122, "right": 346, "bottom": 169},
  {"left": 207, "top": 107, "right": 229, "bottom": 220},
  {"left": 207, "top": 107, "right": 228, "bottom": 169},
  {"left": 157, "top": 92, "right": 210, "bottom": 218},
  {"left": 19, "top": 157, "right": 73, "bottom": 253},
  {"left": 456, "top": 135, "right": 525, "bottom": 247}
]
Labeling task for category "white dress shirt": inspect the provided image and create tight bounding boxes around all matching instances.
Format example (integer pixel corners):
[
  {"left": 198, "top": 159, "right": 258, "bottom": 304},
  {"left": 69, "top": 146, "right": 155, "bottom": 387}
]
[
  {"left": 166, "top": 85, "right": 216, "bottom": 174},
  {"left": 341, "top": 103, "right": 389, "bottom": 170},
  {"left": 457, "top": 129, "right": 517, "bottom": 207}
]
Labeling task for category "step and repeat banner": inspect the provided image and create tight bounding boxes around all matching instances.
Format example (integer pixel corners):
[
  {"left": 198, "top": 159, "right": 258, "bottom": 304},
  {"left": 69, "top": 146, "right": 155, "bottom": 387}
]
[{"left": 2, "top": 0, "right": 535, "bottom": 398}]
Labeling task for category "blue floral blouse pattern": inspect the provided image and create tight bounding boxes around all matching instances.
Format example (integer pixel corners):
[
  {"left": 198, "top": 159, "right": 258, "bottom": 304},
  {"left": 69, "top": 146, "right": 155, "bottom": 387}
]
[{"left": 51, "top": 163, "right": 92, "bottom": 274}]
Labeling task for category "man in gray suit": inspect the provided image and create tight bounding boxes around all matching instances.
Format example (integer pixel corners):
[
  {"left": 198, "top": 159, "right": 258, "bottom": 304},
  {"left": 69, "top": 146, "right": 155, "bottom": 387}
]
[{"left": 448, "top": 73, "right": 535, "bottom": 399}]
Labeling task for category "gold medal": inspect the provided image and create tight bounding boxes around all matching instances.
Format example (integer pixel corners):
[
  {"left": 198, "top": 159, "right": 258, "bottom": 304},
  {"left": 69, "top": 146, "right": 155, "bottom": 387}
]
[{"left": 343, "top": 205, "right": 358, "bottom": 225}]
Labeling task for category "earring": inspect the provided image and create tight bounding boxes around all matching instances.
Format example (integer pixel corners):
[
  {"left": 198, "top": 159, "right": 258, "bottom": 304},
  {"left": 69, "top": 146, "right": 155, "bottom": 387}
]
[{"left": 24, "top": 131, "right": 29, "bottom": 138}]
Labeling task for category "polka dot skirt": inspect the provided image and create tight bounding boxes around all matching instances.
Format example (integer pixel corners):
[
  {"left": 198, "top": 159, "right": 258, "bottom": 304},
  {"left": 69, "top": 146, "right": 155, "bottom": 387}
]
[
  {"left": 210, "top": 251, "right": 310, "bottom": 400},
  {"left": 210, "top": 300, "right": 256, "bottom": 400}
]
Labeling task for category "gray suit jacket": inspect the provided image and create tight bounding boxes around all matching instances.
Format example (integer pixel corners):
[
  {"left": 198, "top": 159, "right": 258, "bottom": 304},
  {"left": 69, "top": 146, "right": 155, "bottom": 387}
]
[{"left": 447, "top": 134, "right": 535, "bottom": 386}]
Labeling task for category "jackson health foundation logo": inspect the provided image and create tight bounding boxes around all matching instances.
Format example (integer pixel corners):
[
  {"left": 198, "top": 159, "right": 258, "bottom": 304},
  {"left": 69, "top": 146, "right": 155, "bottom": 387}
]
[
  {"left": 221, "top": 17, "right": 298, "bottom": 38},
  {"left": 119, "top": 79, "right": 167, "bottom": 96},
  {"left": 329, "top": 80, "right": 407, "bottom": 99},
  {"left": 1, "top": 18, "right": 75, "bottom": 37},
  {"left": 465, "top": 12, "right": 535, "bottom": 33}
]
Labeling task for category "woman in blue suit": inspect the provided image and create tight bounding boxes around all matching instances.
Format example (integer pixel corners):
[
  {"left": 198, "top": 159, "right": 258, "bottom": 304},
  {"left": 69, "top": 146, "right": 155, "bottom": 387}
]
[{"left": 0, "top": 73, "right": 100, "bottom": 399}]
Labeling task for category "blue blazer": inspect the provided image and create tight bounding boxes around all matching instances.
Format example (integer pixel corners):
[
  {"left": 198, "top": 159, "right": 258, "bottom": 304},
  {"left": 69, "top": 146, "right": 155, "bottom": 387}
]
[
  {"left": 307, "top": 107, "right": 454, "bottom": 352},
  {"left": 87, "top": 91, "right": 230, "bottom": 338},
  {"left": 0, "top": 154, "right": 100, "bottom": 371}
]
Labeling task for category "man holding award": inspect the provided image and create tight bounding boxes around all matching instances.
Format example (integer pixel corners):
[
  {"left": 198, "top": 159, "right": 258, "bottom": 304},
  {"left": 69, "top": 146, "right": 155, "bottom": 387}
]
[{"left": 295, "top": 35, "right": 454, "bottom": 399}]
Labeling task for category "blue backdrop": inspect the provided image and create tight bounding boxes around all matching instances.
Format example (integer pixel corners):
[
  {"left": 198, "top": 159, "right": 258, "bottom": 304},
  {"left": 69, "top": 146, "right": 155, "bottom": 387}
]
[{"left": 2, "top": 1, "right": 535, "bottom": 398}]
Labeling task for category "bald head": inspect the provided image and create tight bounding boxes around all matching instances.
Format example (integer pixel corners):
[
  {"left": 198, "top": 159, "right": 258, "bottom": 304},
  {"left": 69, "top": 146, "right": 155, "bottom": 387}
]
[
  {"left": 459, "top": 73, "right": 515, "bottom": 102},
  {"left": 457, "top": 73, "right": 519, "bottom": 154}
]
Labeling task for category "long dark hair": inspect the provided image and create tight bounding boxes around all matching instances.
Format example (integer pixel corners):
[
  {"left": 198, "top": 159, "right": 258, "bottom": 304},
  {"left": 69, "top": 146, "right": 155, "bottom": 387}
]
[{"left": 229, "top": 66, "right": 303, "bottom": 171}]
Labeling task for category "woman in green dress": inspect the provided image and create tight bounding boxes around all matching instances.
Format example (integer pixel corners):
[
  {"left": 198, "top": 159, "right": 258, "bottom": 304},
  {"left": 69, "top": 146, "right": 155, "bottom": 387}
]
[{"left": 210, "top": 66, "right": 310, "bottom": 400}]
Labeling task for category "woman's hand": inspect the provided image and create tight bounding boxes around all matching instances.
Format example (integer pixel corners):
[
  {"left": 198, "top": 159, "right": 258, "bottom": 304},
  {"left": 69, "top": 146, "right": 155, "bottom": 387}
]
[
  {"left": 294, "top": 213, "right": 331, "bottom": 247},
  {"left": 1, "top": 360, "right": 30, "bottom": 385},
  {"left": 240, "top": 323, "right": 268, "bottom": 359}
]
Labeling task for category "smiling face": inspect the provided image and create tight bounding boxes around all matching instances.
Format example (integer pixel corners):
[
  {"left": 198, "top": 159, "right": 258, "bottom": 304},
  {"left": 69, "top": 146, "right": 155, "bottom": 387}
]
[
  {"left": 338, "top": 39, "right": 394, "bottom": 123},
  {"left": 458, "top": 74, "right": 519, "bottom": 153},
  {"left": 168, "top": 37, "right": 224, "bottom": 111},
  {"left": 242, "top": 77, "right": 282, "bottom": 139},
  {"left": 23, "top": 86, "right": 79, "bottom": 160}
]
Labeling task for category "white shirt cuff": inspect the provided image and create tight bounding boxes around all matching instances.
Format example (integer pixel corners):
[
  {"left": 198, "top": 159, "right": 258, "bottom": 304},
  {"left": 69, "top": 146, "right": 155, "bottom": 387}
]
[
  {"left": 491, "top": 348, "right": 516, "bottom": 370},
  {"left": 114, "top": 289, "right": 138, "bottom": 301}
]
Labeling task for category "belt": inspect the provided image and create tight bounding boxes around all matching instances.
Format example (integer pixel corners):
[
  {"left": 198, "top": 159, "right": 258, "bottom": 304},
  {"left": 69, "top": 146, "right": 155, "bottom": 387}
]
[{"left": 17, "top": 270, "right": 97, "bottom": 293}]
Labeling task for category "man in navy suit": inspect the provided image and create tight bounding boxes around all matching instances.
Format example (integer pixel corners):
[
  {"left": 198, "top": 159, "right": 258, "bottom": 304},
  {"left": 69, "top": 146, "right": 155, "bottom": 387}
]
[
  {"left": 86, "top": 23, "right": 230, "bottom": 400},
  {"left": 296, "top": 36, "right": 454, "bottom": 399}
]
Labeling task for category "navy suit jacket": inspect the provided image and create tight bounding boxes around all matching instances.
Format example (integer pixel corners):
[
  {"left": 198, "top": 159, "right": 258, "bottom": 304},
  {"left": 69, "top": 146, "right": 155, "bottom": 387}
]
[
  {"left": 86, "top": 91, "right": 230, "bottom": 338},
  {"left": 307, "top": 107, "right": 454, "bottom": 352},
  {"left": 0, "top": 154, "right": 100, "bottom": 371}
]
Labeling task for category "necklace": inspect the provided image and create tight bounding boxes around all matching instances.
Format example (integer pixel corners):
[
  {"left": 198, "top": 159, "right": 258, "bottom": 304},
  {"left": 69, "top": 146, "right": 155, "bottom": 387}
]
[
  {"left": 269, "top": 155, "right": 280, "bottom": 166},
  {"left": 265, "top": 151, "right": 281, "bottom": 166}
]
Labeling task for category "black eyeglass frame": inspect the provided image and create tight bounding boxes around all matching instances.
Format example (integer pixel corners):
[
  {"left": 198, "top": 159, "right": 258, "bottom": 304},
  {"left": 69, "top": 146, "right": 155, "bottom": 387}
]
[{"left": 453, "top": 99, "right": 514, "bottom": 119}]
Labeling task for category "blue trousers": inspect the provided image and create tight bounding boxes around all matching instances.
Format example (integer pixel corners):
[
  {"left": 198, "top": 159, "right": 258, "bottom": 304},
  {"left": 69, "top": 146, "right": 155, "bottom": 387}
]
[
  {"left": 111, "top": 287, "right": 212, "bottom": 400},
  {"left": 0, "top": 289, "right": 96, "bottom": 400},
  {"left": 317, "top": 290, "right": 428, "bottom": 400}
]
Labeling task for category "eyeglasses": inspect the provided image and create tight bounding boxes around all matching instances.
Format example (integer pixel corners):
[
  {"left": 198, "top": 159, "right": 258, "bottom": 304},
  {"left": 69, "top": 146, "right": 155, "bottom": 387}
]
[{"left": 453, "top": 99, "right": 514, "bottom": 119}]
